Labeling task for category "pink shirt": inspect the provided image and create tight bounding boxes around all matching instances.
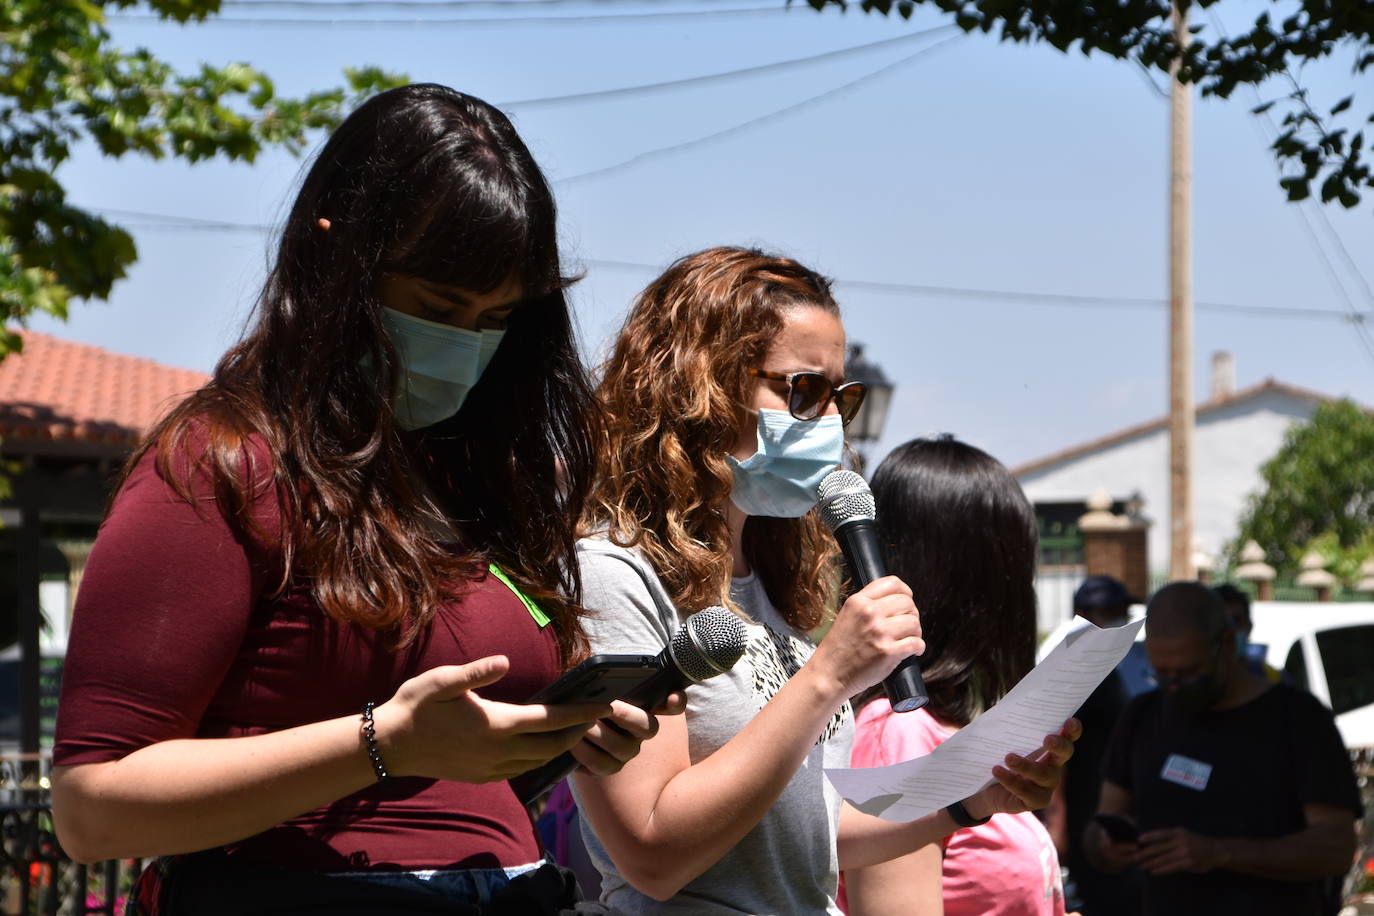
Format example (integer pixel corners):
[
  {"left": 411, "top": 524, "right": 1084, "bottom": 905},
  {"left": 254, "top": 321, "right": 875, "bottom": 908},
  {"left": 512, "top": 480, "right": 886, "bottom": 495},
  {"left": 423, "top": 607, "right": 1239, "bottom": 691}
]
[{"left": 840, "top": 700, "right": 1066, "bottom": 916}]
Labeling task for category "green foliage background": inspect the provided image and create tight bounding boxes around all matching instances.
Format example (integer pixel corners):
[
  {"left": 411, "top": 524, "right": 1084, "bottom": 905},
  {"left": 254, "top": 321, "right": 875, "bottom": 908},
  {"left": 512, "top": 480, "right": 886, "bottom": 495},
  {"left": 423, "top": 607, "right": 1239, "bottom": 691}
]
[
  {"left": 3, "top": 0, "right": 1370, "bottom": 369},
  {"left": 1233, "top": 399, "right": 1374, "bottom": 577},
  {"left": 808, "top": 0, "right": 1374, "bottom": 215},
  {"left": 0, "top": 0, "right": 404, "bottom": 360}
]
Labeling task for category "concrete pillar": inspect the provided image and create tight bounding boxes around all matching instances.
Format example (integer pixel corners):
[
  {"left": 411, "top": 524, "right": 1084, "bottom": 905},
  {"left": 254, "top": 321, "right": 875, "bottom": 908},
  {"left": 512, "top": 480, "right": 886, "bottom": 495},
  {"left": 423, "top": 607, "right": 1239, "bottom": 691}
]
[
  {"left": 1295, "top": 551, "right": 1336, "bottom": 602},
  {"left": 1078, "top": 488, "right": 1151, "bottom": 603},
  {"left": 1235, "top": 540, "right": 1277, "bottom": 601},
  {"left": 1192, "top": 539, "right": 1216, "bottom": 585},
  {"left": 1356, "top": 559, "right": 1374, "bottom": 596}
]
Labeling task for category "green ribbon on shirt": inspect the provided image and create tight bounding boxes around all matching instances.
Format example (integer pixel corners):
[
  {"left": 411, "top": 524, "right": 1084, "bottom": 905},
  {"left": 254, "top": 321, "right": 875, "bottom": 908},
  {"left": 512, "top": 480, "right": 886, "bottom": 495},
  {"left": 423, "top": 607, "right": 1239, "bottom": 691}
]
[{"left": 489, "top": 563, "right": 551, "bottom": 628}]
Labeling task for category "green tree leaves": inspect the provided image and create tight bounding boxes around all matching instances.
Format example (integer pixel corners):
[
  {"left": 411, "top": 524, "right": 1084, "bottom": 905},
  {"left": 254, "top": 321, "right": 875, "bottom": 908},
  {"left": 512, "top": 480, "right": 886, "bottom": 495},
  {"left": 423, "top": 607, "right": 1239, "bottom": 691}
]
[
  {"left": 0, "top": 0, "right": 405, "bottom": 360},
  {"left": 1234, "top": 399, "right": 1374, "bottom": 574},
  {"left": 802, "top": 0, "right": 1374, "bottom": 216}
]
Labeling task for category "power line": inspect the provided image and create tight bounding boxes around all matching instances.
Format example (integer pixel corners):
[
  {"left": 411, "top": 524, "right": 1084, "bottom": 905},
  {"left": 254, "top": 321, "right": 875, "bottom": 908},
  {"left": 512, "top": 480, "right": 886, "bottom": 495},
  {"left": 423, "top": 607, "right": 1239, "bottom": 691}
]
[
  {"left": 557, "top": 34, "right": 961, "bottom": 184},
  {"left": 87, "top": 26, "right": 953, "bottom": 113},
  {"left": 1297, "top": 200, "right": 1374, "bottom": 366},
  {"left": 222, "top": 0, "right": 746, "bottom": 7},
  {"left": 86, "top": 208, "right": 1368, "bottom": 322},
  {"left": 80, "top": 33, "right": 951, "bottom": 190},
  {"left": 109, "top": 5, "right": 790, "bottom": 26},
  {"left": 1205, "top": 8, "right": 1374, "bottom": 369},
  {"left": 92, "top": 207, "right": 274, "bottom": 231},
  {"left": 501, "top": 27, "right": 955, "bottom": 109},
  {"left": 587, "top": 258, "right": 1370, "bottom": 321},
  {"left": 109, "top": 220, "right": 271, "bottom": 233},
  {"left": 1314, "top": 214, "right": 1374, "bottom": 309},
  {"left": 1133, "top": 59, "right": 1169, "bottom": 102}
]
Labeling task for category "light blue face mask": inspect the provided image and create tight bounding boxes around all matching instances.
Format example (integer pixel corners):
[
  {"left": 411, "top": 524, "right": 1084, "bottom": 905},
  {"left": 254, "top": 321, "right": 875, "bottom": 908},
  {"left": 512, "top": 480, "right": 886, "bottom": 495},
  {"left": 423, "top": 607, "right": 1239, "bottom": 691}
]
[
  {"left": 381, "top": 307, "right": 505, "bottom": 430},
  {"left": 727, "top": 408, "right": 846, "bottom": 518}
]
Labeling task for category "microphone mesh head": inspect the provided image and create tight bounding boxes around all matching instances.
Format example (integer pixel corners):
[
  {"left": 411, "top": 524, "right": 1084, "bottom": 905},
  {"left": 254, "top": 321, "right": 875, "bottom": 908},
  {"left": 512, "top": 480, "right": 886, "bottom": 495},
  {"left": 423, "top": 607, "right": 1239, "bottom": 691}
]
[
  {"left": 670, "top": 606, "right": 747, "bottom": 682},
  {"left": 817, "top": 468, "right": 876, "bottom": 531}
]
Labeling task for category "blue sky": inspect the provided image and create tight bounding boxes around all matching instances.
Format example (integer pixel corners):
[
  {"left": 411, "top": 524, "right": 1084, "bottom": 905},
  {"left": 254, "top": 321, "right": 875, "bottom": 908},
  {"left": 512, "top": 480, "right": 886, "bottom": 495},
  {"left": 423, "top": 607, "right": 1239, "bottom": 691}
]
[{"left": 30, "top": 0, "right": 1374, "bottom": 478}]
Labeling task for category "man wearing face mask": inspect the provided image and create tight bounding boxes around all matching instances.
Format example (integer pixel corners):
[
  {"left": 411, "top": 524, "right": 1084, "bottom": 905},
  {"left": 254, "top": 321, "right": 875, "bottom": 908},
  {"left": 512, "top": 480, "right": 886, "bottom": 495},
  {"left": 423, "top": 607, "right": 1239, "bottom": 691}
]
[
  {"left": 1085, "top": 582, "right": 1361, "bottom": 916},
  {"left": 1213, "top": 583, "right": 1285, "bottom": 684}
]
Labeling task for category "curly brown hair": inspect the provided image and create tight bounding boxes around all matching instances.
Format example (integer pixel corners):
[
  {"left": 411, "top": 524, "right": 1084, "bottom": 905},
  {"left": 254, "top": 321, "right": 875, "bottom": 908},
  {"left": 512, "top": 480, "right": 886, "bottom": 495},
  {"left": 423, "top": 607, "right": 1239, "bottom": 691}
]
[{"left": 586, "top": 246, "right": 842, "bottom": 630}]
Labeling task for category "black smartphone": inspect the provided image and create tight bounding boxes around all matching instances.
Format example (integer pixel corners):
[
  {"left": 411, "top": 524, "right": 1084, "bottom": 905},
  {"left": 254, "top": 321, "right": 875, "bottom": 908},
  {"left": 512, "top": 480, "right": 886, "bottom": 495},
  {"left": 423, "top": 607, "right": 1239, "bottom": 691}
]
[
  {"left": 513, "top": 654, "right": 669, "bottom": 805},
  {"left": 1094, "top": 813, "right": 1140, "bottom": 844},
  {"left": 526, "top": 654, "right": 663, "bottom": 705}
]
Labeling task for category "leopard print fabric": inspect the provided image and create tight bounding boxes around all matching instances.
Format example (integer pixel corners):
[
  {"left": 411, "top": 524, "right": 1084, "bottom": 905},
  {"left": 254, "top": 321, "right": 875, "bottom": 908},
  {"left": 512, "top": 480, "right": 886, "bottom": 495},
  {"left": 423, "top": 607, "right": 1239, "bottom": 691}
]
[{"left": 747, "top": 623, "right": 850, "bottom": 744}]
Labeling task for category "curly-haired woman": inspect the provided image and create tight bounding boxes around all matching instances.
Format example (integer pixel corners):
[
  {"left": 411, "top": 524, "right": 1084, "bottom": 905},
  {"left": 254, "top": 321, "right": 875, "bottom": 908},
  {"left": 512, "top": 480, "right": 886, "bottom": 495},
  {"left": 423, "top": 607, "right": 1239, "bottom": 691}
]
[
  {"left": 50, "top": 84, "right": 669, "bottom": 915},
  {"left": 567, "top": 246, "right": 1081, "bottom": 915}
]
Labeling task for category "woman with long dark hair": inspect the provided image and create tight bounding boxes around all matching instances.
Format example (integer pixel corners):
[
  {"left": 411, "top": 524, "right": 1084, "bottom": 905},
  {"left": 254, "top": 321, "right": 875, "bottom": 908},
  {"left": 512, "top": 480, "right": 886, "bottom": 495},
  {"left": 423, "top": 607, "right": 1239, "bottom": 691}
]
[
  {"left": 567, "top": 247, "right": 1079, "bottom": 915},
  {"left": 840, "top": 436, "right": 1069, "bottom": 916},
  {"left": 50, "top": 84, "right": 667, "bottom": 915}
]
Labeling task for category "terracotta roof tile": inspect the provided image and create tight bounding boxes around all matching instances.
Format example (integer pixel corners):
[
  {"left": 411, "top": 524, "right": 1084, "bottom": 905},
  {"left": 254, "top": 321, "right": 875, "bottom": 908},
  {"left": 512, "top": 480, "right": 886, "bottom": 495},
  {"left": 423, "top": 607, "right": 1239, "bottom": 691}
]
[{"left": 0, "top": 330, "right": 208, "bottom": 448}]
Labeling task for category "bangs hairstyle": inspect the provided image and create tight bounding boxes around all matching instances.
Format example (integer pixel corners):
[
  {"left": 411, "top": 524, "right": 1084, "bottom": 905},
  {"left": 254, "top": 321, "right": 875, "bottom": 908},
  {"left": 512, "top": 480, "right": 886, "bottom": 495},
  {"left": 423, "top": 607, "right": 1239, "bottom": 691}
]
[
  {"left": 864, "top": 436, "right": 1038, "bottom": 725},
  {"left": 587, "top": 246, "right": 841, "bottom": 631},
  {"left": 126, "top": 84, "right": 595, "bottom": 661}
]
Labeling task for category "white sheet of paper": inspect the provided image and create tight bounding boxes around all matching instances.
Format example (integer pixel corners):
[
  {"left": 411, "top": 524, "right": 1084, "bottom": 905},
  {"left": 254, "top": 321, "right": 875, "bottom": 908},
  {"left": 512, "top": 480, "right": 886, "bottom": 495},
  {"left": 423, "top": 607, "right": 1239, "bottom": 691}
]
[{"left": 825, "top": 618, "right": 1145, "bottom": 822}]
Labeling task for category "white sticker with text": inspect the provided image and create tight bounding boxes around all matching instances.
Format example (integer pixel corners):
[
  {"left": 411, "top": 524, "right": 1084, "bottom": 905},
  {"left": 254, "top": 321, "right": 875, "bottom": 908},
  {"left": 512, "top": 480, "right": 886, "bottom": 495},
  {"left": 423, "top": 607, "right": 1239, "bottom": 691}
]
[{"left": 1160, "top": 753, "right": 1212, "bottom": 791}]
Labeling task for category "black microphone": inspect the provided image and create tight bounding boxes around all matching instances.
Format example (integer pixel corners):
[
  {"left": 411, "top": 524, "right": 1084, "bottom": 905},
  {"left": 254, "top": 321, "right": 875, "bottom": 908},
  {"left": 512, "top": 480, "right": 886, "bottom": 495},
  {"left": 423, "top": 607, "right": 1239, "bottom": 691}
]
[
  {"left": 818, "top": 468, "right": 929, "bottom": 713},
  {"left": 513, "top": 606, "right": 748, "bottom": 803}
]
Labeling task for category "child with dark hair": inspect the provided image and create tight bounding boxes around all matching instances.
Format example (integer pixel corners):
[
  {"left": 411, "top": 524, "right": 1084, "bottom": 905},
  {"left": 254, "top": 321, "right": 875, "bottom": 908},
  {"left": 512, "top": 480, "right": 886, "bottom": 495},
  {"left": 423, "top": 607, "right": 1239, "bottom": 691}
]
[
  {"left": 841, "top": 435, "right": 1071, "bottom": 916},
  {"left": 50, "top": 84, "right": 672, "bottom": 915}
]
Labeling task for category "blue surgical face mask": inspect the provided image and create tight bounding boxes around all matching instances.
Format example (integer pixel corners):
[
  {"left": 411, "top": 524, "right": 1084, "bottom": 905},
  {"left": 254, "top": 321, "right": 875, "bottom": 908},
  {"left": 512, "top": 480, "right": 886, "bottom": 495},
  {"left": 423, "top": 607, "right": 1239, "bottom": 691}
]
[
  {"left": 381, "top": 307, "right": 505, "bottom": 430},
  {"left": 727, "top": 408, "right": 845, "bottom": 518}
]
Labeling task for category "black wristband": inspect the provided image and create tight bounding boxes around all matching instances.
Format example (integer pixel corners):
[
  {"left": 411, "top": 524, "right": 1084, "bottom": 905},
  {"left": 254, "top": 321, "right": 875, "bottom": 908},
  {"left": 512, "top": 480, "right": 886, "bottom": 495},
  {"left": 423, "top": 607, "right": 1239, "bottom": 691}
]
[
  {"left": 360, "top": 701, "right": 390, "bottom": 782},
  {"left": 945, "top": 798, "right": 991, "bottom": 828}
]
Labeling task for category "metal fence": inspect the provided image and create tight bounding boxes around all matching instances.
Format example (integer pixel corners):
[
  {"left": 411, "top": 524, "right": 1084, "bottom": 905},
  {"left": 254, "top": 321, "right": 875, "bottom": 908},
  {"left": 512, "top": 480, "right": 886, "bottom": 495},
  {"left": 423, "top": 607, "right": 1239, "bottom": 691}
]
[
  {"left": 1349, "top": 748, "right": 1374, "bottom": 905},
  {"left": 1216, "top": 576, "right": 1371, "bottom": 604},
  {"left": 2, "top": 727, "right": 1371, "bottom": 912},
  {"left": 1035, "top": 566, "right": 1085, "bottom": 637},
  {"left": 1037, "top": 569, "right": 1369, "bottom": 641},
  {"left": 0, "top": 754, "right": 142, "bottom": 916}
]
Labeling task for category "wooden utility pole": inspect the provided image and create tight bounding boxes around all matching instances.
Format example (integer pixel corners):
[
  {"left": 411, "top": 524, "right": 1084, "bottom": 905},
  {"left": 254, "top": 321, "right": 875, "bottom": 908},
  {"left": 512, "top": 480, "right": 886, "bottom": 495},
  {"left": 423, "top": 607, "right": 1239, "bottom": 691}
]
[{"left": 1168, "top": 0, "right": 1196, "bottom": 581}]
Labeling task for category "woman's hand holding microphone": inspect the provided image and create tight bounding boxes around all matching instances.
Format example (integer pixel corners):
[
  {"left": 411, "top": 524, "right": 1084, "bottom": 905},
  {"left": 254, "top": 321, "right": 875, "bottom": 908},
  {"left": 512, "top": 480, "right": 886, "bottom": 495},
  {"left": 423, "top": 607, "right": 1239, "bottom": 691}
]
[{"left": 806, "top": 576, "right": 924, "bottom": 704}]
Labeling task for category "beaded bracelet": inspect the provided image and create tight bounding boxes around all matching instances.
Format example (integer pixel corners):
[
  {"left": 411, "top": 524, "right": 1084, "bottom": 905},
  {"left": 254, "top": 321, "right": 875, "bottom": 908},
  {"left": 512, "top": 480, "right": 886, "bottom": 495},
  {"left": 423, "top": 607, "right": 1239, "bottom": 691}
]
[{"left": 360, "top": 701, "right": 390, "bottom": 782}]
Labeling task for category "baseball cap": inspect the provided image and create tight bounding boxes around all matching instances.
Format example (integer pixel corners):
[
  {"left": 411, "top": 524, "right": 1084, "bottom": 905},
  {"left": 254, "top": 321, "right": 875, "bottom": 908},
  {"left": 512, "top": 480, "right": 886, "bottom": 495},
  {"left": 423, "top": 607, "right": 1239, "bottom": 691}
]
[{"left": 1073, "top": 575, "right": 1140, "bottom": 611}]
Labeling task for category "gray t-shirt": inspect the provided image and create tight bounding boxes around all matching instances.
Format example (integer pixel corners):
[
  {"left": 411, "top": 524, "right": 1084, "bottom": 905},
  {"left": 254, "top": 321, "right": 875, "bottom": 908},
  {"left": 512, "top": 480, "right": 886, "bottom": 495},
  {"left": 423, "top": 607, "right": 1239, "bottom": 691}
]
[{"left": 571, "top": 537, "right": 853, "bottom": 916}]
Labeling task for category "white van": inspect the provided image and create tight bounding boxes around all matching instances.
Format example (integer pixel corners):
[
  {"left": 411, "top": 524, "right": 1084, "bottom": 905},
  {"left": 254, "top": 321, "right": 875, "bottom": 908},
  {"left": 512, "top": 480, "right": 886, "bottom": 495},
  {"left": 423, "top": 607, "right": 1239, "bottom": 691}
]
[
  {"left": 1249, "top": 601, "right": 1374, "bottom": 750},
  {"left": 1037, "top": 601, "right": 1374, "bottom": 750}
]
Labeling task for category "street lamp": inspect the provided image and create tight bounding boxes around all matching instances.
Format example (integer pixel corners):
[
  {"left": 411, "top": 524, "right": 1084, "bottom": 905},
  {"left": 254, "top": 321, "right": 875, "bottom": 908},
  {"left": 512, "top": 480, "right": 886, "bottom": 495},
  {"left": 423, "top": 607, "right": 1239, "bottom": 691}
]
[{"left": 845, "top": 342, "right": 894, "bottom": 470}]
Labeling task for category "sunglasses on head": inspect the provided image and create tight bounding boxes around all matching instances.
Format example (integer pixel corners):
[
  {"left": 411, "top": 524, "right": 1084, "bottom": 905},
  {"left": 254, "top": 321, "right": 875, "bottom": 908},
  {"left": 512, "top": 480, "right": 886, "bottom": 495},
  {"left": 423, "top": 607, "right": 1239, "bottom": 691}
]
[{"left": 747, "top": 369, "right": 868, "bottom": 426}]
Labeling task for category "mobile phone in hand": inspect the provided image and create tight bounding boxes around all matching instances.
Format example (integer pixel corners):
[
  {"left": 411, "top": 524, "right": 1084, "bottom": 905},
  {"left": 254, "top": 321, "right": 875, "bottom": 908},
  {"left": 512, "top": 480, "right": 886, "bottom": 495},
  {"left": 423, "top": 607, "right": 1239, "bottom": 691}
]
[
  {"left": 1094, "top": 812, "right": 1140, "bottom": 844},
  {"left": 526, "top": 654, "right": 663, "bottom": 705},
  {"left": 511, "top": 655, "right": 663, "bottom": 805}
]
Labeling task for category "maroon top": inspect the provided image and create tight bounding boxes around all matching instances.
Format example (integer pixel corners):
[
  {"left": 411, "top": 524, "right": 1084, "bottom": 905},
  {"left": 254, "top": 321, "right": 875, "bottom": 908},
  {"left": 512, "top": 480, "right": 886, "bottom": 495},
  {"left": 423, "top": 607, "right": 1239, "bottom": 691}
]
[{"left": 54, "top": 446, "right": 562, "bottom": 871}]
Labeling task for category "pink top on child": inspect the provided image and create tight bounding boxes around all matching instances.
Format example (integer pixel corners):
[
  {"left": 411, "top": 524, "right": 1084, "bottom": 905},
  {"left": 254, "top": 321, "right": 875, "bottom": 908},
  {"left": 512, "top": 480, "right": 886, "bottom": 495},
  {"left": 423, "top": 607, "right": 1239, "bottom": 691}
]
[{"left": 839, "top": 699, "right": 1066, "bottom": 916}]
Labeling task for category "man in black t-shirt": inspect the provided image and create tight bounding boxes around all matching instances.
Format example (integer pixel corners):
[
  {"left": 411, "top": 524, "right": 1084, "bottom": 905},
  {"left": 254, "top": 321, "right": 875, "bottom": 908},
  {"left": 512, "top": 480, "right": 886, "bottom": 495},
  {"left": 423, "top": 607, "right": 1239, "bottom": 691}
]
[{"left": 1084, "top": 581, "right": 1361, "bottom": 916}]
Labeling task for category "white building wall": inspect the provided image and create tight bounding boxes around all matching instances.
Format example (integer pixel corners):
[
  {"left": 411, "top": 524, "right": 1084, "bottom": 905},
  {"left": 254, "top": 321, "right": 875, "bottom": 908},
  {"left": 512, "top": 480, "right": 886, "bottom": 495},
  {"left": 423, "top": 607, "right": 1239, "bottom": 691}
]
[{"left": 1018, "top": 389, "right": 1318, "bottom": 573}]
